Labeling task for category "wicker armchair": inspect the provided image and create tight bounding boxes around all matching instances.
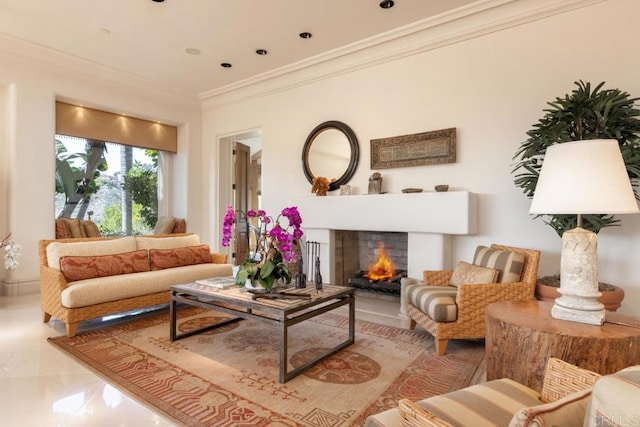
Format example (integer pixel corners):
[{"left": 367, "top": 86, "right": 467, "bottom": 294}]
[
  {"left": 406, "top": 244, "right": 540, "bottom": 355},
  {"left": 397, "top": 357, "right": 601, "bottom": 427}
]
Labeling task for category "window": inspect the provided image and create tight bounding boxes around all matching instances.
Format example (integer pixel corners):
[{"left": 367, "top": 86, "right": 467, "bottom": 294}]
[{"left": 55, "top": 135, "right": 160, "bottom": 236}]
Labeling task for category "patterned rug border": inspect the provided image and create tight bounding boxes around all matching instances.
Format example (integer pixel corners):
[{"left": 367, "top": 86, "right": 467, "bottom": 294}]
[{"left": 48, "top": 307, "right": 485, "bottom": 426}]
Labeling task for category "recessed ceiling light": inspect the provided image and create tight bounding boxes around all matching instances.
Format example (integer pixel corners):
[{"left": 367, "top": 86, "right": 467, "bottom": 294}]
[
  {"left": 379, "top": 0, "right": 394, "bottom": 8},
  {"left": 220, "top": 63, "right": 232, "bottom": 68},
  {"left": 151, "top": 0, "right": 165, "bottom": 3},
  {"left": 255, "top": 49, "right": 268, "bottom": 55},
  {"left": 100, "top": 28, "right": 110, "bottom": 35},
  {"left": 184, "top": 47, "right": 201, "bottom": 55},
  {"left": 299, "top": 32, "right": 312, "bottom": 39}
]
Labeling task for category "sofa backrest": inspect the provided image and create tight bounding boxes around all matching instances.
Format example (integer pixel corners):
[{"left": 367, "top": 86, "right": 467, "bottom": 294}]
[
  {"left": 45, "top": 236, "right": 137, "bottom": 270},
  {"left": 39, "top": 233, "right": 197, "bottom": 270}
]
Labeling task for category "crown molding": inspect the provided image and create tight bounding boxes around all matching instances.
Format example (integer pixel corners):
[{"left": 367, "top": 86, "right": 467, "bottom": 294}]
[
  {"left": 0, "top": 33, "right": 198, "bottom": 108},
  {"left": 200, "top": 0, "right": 605, "bottom": 111}
]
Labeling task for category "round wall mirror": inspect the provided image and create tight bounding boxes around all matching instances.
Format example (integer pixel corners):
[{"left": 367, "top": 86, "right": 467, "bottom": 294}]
[{"left": 302, "top": 120, "right": 359, "bottom": 192}]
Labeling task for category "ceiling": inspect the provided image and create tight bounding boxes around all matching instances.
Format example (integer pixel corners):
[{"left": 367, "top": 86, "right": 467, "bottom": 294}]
[{"left": 0, "top": 0, "right": 480, "bottom": 98}]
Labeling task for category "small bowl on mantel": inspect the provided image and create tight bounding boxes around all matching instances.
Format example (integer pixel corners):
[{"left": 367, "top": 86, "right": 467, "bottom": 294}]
[
  {"left": 435, "top": 185, "right": 449, "bottom": 192},
  {"left": 402, "top": 188, "right": 423, "bottom": 193}
]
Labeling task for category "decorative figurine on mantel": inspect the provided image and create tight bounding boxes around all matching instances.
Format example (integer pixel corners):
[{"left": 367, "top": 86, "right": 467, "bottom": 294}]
[
  {"left": 368, "top": 172, "right": 383, "bottom": 194},
  {"left": 311, "top": 176, "right": 330, "bottom": 196}
]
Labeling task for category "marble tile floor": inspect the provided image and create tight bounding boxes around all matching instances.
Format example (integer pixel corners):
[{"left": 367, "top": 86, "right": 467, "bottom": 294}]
[{"left": 0, "top": 291, "right": 408, "bottom": 426}]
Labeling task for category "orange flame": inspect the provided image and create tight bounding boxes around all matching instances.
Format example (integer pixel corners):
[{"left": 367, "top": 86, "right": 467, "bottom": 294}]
[{"left": 366, "top": 241, "right": 396, "bottom": 280}]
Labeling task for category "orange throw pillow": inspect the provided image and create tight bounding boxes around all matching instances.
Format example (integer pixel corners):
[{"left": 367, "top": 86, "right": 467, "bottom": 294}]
[
  {"left": 149, "top": 245, "right": 212, "bottom": 270},
  {"left": 60, "top": 250, "right": 150, "bottom": 282}
]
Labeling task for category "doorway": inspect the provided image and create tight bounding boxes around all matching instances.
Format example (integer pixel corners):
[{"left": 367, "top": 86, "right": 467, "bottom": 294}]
[{"left": 218, "top": 129, "right": 262, "bottom": 265}]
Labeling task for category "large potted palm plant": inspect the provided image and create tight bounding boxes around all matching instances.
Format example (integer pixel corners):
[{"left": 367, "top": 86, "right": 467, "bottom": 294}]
[{"left": 512, "top": 80, "right": 640, "bottom": 310}]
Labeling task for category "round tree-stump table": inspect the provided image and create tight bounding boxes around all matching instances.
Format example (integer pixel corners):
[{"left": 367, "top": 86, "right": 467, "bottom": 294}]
[{"left": 485, "top": 300, "right": 640, "bottom": 392}]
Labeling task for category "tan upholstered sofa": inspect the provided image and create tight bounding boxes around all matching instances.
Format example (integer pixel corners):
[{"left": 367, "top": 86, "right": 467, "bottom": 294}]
[
  {"left": 366, "top": 357, "right": 640, "bottom": 427},
  {"left": 39, "top": 233, "right": 231, "bottom": 337}
]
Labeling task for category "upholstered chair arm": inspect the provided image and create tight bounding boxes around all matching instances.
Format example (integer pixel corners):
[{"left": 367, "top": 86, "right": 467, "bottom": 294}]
[
  {"left": 40, "top": 265, "right": 70, "bottom": 292},
  {"left": 454, "top": 281, "right": 534, "bottom": 324},
  {"left": 423, "top": 270, "right": 454, "bottom": 286},
  {"left": 398, "top": 398, "right": 454, "bottom": 427}
]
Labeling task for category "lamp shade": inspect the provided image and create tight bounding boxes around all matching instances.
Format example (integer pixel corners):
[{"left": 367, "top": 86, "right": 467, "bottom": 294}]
[{"left": 529, "top": 139, "right": 639, "bottom": 215}]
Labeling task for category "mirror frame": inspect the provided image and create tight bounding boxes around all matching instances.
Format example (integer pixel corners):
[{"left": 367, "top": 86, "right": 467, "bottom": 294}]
[{"left": 302, "top": 120, "right": 359, "bottom": 192}]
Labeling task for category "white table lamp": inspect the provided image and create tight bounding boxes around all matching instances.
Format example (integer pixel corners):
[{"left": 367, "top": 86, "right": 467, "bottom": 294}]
[{"left": 529, "top": 139, "right": 639, "bottom": 325}]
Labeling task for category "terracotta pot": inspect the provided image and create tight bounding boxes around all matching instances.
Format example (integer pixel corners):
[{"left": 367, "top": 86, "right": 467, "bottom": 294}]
[{"left": 535, "top": 283, "right": 625, "bottom": 311}]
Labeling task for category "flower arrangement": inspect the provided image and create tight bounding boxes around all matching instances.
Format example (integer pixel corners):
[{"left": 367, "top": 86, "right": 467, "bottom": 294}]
[
  {"left": 1, "top": 233, "right": 22, "bottom": 271},
  {"left": 221, "top": 206, "right": 303, "bottom": 290}
]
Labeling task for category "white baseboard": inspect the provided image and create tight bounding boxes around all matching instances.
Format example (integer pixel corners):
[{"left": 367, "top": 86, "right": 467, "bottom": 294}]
[{"left": 1, "top": 278, "right": 40, "bottom": 296}]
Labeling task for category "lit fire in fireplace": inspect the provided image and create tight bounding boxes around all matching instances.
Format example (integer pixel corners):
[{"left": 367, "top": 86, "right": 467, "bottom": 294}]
[{"left": 366, "top": 241, "right": 396, "bottom": 281}]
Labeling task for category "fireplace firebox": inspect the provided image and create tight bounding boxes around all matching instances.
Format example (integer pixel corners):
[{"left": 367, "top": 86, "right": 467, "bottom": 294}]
[{"left": 334, "top": 230, "right": 407, "bottom": 294}]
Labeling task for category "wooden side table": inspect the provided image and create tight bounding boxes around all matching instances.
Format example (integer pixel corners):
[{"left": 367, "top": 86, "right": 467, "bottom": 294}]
[{"left": 485, "top": 300, "right": 640, "bottom": 392}]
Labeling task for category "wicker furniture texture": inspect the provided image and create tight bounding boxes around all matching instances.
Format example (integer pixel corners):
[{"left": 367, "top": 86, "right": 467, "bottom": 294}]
[
  {"left": 395, "top": 358, "right": 602, "bottom": 427},
  {"left": 406, "top": 244, "right": 540, "bottom": 355},
  {"left": 39, "top": 234, "right": 229, "bottom": 337}
]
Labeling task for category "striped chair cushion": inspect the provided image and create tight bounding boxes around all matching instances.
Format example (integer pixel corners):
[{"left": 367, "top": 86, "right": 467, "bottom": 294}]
[
  {"left": 473, "top": 246, "right": 526, "bottom": 283},
  {"left": 415, "top": 378, "right": 542, "bottom": 427},
  {"left": 406, "top": 284, "right": 458, "bottom": 322}
]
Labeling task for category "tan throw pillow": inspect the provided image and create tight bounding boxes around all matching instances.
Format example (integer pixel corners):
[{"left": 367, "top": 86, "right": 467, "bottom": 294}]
[
  {"left": 149, "top": 245, "right": 212, "bottom": 270},
  {"left": 81, "top": 220, "right": 101, "bottom": 238},
  {"left": 473, "top": 246, "right": 526, "bottom": 283},
  {"left": 449, "top": 261, "right": 498, "bottom": 287},
  {"left": 63, "top": 218, "right": 84, "bottom": 238},
  {"left": 153, "top": 216, "right": 176, "bottom": 234},
  {"left": 59, "top": 250, "right": 150, "bottom": 282}
]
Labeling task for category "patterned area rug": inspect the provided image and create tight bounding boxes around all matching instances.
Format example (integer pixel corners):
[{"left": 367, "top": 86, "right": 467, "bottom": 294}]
[{"left": 48, "top": 307, "right": 485, "bottom": 426}]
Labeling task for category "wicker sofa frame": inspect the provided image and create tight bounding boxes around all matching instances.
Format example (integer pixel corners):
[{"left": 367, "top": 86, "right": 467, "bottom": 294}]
[
  {"left": 406, "top": 244, "right": 540, "bottom": 355},
  {"left": 39, "top": 234, "right": 228, "bottom": 337}
]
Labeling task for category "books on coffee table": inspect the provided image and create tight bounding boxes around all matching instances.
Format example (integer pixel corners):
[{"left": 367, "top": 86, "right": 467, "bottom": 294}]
[{"left": 195, "top": 276, "right": 237, "bottom": 289}]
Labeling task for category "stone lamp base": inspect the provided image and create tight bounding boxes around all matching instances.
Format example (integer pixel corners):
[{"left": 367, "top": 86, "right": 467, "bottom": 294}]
[{"left": 552, "top": 226, "right": 605, "bottom": 326}]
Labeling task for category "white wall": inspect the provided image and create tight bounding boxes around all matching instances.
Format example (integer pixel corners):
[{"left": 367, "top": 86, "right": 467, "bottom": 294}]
[
  {"left": 203, "top": 0, "right": 640, "bottom": 315},
  {"left": 0, "top": 38, "right": 202, "bottom": 293}
]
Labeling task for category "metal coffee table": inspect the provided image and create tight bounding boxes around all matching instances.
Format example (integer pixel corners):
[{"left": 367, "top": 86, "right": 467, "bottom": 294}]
[{"left": 170, "top": 282, "right": 355, "bottom": 383}]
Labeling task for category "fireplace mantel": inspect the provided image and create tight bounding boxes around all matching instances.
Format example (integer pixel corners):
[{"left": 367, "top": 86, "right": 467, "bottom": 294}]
[
  {"left": 297, "top": 191, "right": 476, "bottom": 234},
  {"left": 295, "top": 192, "right": 477, "bottom": 284}
]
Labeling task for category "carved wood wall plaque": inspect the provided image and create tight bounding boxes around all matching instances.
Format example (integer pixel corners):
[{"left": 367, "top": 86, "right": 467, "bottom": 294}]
[{"left": 370, "top": 127, "right": 456, "bottom": 169}]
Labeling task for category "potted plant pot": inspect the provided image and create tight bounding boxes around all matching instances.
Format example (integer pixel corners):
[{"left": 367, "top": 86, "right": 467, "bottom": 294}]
[{"left": 535, "top": 275, "right": 625, "bottom": 311}]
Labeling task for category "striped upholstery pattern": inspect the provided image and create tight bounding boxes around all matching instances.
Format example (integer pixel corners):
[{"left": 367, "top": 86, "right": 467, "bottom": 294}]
[
  {"left": 585, "top": 365, "right": 640, "bottom": 427},
  {"left": 473, "top": 246, "right": 525, "bottom": 283},
  {"left": 406, "top": 284, "right": 458, "bottom": 322},
  {"left": 414, "top": 378, "right": 541, "bottom": 427}
]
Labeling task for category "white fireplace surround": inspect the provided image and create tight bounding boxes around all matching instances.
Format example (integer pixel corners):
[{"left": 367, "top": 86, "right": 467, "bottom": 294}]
[{"left": 296, "top": 192, "right": 477, "bottom": 284}]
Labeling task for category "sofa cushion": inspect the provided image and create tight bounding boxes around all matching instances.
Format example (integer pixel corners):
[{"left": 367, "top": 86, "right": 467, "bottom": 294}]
[
  {"left": 473, "top": 246, "right": 526, "bottom": 283},
  {"left": 584, "top": 365, "right": 640, "bottom": 427},
  {"left": 406, "top": 284, "right": 458, "bottom": 322},
  {"left": 82, "top": 220, "right": 101, "bottom": 238},
  {"left": 135, "top": 234, "right": 201, "bottom": 250},
  {"left": 449, "top": 261, "right": 498, "bottom": 287},
  {"left": 60, "top": 250, "right": 150, "bottom": 282},
  {"left": 153, "top": 216, "right": 176, "bottom": 234},
  {"left": 415, "top": 378, "right": 541, "bottom": 427},
  {"left": 60, "top": 263, "right": 233, "bottom": 308},
  {"left": 149, "top": 245, "right": 212, "bottom": 270},
  {"left": 47, "top": 236, "right": 137, "bottom": 269},
  {"left": 508, "top": 387, "right": 591, "bottom": 427}
]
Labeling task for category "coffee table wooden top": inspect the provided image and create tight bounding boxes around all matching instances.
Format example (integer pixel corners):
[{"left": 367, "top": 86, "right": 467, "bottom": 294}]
[{"left": 171, "top": 282, "right": 353, "bottom": 319}]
